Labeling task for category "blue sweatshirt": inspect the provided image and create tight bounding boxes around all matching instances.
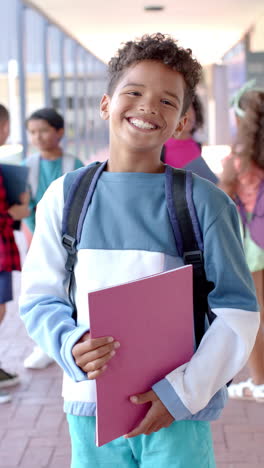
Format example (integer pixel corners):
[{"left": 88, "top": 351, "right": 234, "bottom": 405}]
[{"left": 20, "top": 167, "right": 259, "bottom": 420}]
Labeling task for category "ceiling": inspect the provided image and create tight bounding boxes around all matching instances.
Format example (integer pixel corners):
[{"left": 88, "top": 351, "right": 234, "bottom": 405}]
[{"left": 29, "top": 0, "right": 264, "bottom": 65}]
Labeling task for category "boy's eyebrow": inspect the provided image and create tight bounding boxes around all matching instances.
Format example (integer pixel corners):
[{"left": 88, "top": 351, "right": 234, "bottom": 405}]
[
  {"left": 122, "top": 82, "right": 181, "bottom": 104},
  {"left": 121, "top": 82, "right": 144, "bottom": 89}
]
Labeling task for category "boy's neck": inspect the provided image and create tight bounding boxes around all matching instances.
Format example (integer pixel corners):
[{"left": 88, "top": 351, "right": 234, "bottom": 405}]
[
  {"left": 107, "top": 148, "right": 165, "bottom": 173},
  {"left": 40, "top": 147, "right": 63, "bottom": 160}
]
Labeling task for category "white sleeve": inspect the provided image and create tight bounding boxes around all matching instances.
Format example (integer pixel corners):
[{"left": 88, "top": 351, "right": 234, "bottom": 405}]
[
  {"left": 164, "top": 308, "right": 259, "bottom": 414},
  {"left": 153, "top": 202, "right": 259, "bottom": 417}
]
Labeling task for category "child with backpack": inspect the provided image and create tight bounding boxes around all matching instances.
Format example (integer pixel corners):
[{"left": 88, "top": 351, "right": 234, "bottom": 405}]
[
  {"left": 219, "top": 82, "right": 264, "bottom": 401},
  {"left": 23, "top": 107, "right": 83, "bottom": 236},
  {"left": 22, "top": 107, "right": 83, "bottom": 370},
  {"left": 19, "top": 34, "right": 259, "bottom": 468}
]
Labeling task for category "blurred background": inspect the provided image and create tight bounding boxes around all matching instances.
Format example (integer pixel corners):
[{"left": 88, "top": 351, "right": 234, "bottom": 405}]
[
  {"left": 1, "top": 3, "right": 264, "bottom": 467},
  {"left": 0, "top": 0, "right": 264, "bottom": 172}
]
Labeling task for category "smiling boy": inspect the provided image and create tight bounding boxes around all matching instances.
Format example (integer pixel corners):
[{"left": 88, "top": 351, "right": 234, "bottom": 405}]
[
  {"left": 20, "top": 34, "right": 259, "bottom": 468},
  {"left": 102, "top": 60, "right": 186, "bottom": 170}
]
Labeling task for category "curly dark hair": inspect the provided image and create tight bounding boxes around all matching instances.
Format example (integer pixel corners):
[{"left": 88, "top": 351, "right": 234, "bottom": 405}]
[
  {"left": 191, "top": 93, "right": 204, "bottom": 134},
  {"left": 107, "top": 33, "right": 202, "bottom": 115},
  {"left": 235, "top": 90, "right": 264, "bottom": 170}
]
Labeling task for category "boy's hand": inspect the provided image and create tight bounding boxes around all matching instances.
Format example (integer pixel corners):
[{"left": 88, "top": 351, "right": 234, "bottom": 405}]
[
  {"left": 124, "top": 390, "right": 174, "bottom": 438},
  {"left": 8, "top": 192, "right": 30, "bottom": 220},
  {"left": 8, "top": 203, "right": 30, "bottom": 220},
  {"left": 72, "top": 332, "right": 120, "bottom": 379}
]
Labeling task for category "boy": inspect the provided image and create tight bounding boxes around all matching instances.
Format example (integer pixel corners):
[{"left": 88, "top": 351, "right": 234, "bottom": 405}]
[
  {"left": 19, "top": 34, "right": 259, "bottom": 467},
  {"left": 0, "top": 104, "right": 29, "bottom": 403},
  {"left": 23, "top": 107, "right": 83, "bottom": 235},
  {"left": 22, "top": 107, "right": 83, "bottom": 370}
]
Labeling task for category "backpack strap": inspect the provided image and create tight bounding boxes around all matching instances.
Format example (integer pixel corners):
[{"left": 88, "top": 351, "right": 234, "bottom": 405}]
[
  {"left": 165, "top": 165, "right": 215, "bottom": 346},
  {"left": 62, "top": 153, "right": 78, "bottom": 174},
  {"left": 62, "top": 161, "right": 107, "bottom": 320},
  {"left": 25, "top": 153, "right": 40, "bottom": 199},
  {"left": 160, "top": 145, "right": 166, "bottom": 163}
]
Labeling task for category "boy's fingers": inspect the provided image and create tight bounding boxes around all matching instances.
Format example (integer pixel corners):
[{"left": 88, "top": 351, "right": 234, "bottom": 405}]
[
  {"left": 77, "top": 341, "right": 119, "bottom": 363},
  {"left": 74, "top": 341, "right": 120, "bottom": 370},
  {"left": 124, "top": 411, "right": 173, "bottom": 438},
  {"left": 80, "top": 335, "right": 113, "bottom": 345},
  {"left": 83, "top": 351, "right": 115, "bottom": 373},
  {"left": 81, "top": 336, "right": 116, "bottom": 350},
  {"left": 87, "top": 365, "right": 108, "bottom": 380},
  {"left": 90, "top": 338, "right": 120, "bottom": 351},
  {"left": 124, "top": 416, "right": 152, "bottom": 438},
  {"left": 130, "top": 390, "right": 157, "bottom": 405},
  {"left": 73, "top": 337, "right": 118, "bottom": 357},
  {"left": 125, "top": 393, "right": 174, "bottom": 438},
  {"left": 72, "top": 335, "right": 120, "bottom": 375},
  {"left": 124, "top": 392, "right": 156, "bottom": 438}
]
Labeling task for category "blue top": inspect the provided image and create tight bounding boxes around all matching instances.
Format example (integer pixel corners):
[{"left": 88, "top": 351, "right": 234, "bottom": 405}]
[{"left": 19, "top": 166, "right": 259, "bottom": 422}]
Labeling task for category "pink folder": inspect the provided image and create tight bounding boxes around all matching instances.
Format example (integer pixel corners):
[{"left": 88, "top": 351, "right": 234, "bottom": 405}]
[{"left": 88, "top": 265, "right": 194, "bottom": 446}]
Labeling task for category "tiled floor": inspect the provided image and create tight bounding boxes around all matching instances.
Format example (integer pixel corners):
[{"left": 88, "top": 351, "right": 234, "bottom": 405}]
[{"left": 0, "top": 233, "right": 263, "bottom": 468}]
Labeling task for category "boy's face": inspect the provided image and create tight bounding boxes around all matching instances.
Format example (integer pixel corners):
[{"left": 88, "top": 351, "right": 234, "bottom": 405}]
[
  {"left": 0, "top": 119, "right": 10, "bottom": 146},
  {"left": 100, "top": 60, "right": 186, "bottom": 153},
  {"left": 27, "top": 119, "right": 64, "bottom": 151}
]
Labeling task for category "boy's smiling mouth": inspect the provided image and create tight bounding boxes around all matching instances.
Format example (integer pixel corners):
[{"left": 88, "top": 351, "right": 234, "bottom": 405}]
[{"left": 127, "top": 117, "right": 159, "bottom": 130}]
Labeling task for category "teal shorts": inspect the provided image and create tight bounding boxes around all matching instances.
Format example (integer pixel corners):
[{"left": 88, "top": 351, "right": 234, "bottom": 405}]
[{"left": 67, "top": 415, "right": 216, "bottom": 468}]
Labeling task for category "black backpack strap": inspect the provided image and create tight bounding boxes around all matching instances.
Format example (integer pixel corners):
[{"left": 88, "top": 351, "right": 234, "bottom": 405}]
[
  {"left": 160, "top": 145, "right": 166, "bottom": 163},
  {"left": 62, "top": 161, "right": 107, "bottom": 320},
  {"left": 165, "top": 165, "right": 215, "bottom": 347}
]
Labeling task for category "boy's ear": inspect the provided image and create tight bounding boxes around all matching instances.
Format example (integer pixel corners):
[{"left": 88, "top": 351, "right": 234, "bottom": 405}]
[
  {"left": 172, "top": 115, "right": 187, "bottom": 138},
  {"left": 100, "top": 94, "right": 110, "bottom": 120}
]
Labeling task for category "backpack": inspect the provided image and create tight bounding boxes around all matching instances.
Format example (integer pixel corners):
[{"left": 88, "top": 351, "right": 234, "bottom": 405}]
[
  {"left": 236, "top": 180, "right": 264, "bottom": 249},
  {"left": 25, "top": 152, "right": 77, "bottom": 199},
  {"left": 62, "top": 161, "right": 215, "bottom": 347}
]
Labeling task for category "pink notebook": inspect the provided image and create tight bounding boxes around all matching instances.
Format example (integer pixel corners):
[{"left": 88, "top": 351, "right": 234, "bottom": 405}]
[{"left": 88, "top": 265, "right": 194, "bottom": 446}]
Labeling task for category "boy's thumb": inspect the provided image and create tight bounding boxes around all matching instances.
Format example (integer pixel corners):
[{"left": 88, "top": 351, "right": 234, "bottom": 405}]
[{"left": 130, "top": 391, "right": 154, "bottom": 405}]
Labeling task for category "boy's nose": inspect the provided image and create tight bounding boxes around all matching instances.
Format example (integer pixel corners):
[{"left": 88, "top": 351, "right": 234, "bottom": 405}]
[{"left": 138, "top": 100, "right": 158, "bottom": 115}]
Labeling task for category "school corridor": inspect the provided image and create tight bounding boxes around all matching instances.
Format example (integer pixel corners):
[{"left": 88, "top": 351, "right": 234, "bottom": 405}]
[{"left": 0, "top": 233, "right": 263, "bottom": 468}]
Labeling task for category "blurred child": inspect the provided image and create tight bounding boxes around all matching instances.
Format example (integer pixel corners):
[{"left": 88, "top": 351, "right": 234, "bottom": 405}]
[
  {"left": 162, "top": 93, "right": 217, "bottom": 183},
  {"left": 20, "top": 34, "right": 259, "bottom": 467},
  {"left": 220, "top": 83, "right": 264, "bottom": 401},
  {"left": 22, "top": 107, "right": 83, "bottom": 370},
  {"left": 0, "top": 104, "right": 29, "bottom": 403}
]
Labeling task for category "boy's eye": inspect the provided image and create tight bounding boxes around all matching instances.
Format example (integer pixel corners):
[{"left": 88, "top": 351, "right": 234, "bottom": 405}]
[
  {"left": 127, "top": 91, "right": 141, "bottom": 96},
  {"left": 161, "top": 99, "right": 174, "bottom": 106}
]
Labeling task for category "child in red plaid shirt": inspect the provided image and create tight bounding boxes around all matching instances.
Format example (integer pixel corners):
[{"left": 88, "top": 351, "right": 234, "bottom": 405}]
[{"left": 0, "top": 104, "right": 29, "bottom": 403}]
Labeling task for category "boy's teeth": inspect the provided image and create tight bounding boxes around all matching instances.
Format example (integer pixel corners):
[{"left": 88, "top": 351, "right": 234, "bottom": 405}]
[{"left": 130, "top": 118, "right": 156, "bottom": 129}]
